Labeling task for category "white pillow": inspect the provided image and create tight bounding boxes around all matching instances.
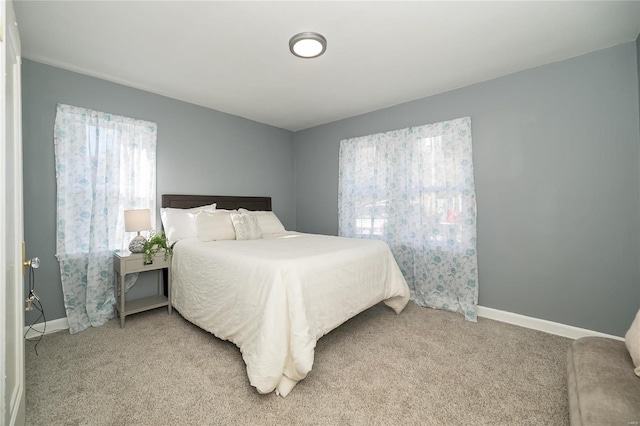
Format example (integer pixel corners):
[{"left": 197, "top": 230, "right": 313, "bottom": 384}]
[
  {"left": 160, "top": 203, "right": 216, "bottom": 242},
  {"left": 196, "top": 210, "right": 237, "bottom": 241},
  {"left": 625, "top": 309, "right": 640, "bottom": 377},
  {"left": 238, "top": 209, "right": 285, "bottom": 235},
  {"left": 230, "top": 212, "right": 262, "bottom": 240}
]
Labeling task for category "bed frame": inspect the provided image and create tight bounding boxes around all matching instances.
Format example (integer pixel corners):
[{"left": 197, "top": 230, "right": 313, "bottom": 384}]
[{"left": 162, "top": 194, "right": 272, "bottom": 211}]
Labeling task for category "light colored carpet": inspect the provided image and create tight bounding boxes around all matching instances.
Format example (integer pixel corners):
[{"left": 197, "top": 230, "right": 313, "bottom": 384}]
[{"left": 25, "top": 302, "right": 571, "bottom": 425}]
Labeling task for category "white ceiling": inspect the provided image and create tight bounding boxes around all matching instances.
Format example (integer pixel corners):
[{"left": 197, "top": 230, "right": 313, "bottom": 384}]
[{"left": 13, "top": 1, "right": 640, "bottom": 132}]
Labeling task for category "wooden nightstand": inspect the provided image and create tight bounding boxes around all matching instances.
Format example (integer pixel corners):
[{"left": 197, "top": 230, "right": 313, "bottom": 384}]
[{"left": 113, "top": 251, "right": 172, "bottom": 328}]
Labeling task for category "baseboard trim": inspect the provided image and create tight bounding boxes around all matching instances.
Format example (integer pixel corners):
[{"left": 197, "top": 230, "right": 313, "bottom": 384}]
[
  {"left": 477, "top": 305, "right": 624, "bottom": 341},
  {"left": 24, "top": 317, "right": 69, "bottom": 340},
  {"left": 24, "top": 308, "right": 624, "bottom": 342}
]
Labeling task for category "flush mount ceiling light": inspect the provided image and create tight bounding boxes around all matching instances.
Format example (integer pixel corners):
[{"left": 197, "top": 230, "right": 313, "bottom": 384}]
[{"left": 289, "top": 32, "right": 327, "bottom": 59}]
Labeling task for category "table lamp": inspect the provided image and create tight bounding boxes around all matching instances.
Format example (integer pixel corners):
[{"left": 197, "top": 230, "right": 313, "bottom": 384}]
[{"left": 124, "top": 209, "right": 151, "bottom": 253}]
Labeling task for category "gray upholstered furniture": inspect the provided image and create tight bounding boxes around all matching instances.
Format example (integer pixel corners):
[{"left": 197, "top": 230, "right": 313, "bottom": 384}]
[{"left": 567, "top": 336, "right": 640, "bottom": 425}]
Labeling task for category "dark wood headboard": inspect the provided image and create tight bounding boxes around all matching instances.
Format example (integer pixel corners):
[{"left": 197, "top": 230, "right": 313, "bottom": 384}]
[{"left": 162, "top": 194, "right": 272, "bottom": 211}]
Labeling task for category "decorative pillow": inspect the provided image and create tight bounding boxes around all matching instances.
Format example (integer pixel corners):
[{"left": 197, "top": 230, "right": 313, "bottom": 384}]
[
  {"left": 238, "top": 209, "right": 285, "bottom": 235},
  {"left": 625, "top": 309, "right": 640, "bottom": 377},
  {"left": 195, "top": 210, "right": 236, "bottom": 241},
  {"left": 160, "top": 203, "right": 216, "bottom": 242},
  {"left": 230, "top": 212, "right": 262, "bottom": 240}
]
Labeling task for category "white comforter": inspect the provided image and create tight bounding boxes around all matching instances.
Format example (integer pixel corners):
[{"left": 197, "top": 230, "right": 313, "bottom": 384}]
[{"left": 171, "top": 232, "right": 410, "bottom": 396}]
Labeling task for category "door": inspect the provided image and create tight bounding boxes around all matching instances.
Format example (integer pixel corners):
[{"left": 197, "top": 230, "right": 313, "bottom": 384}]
[{"left": 1, "top": 1, "right": 25, "bottom": 425}]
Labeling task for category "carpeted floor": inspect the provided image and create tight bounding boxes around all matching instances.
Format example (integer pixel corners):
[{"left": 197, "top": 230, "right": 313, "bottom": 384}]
[{"left": 25, "top": 302, "right": 571, "bottom": 425}]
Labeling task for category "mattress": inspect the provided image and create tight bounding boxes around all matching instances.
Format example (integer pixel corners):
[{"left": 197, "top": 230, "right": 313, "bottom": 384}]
[{"left": 171, "top": 231, "right": 410, "bottom": 396}]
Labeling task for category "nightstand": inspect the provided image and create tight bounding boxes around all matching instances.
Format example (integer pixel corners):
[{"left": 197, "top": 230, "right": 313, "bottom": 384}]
[{"left": 113, "top": 251, "right": 172, "bottom": 328}]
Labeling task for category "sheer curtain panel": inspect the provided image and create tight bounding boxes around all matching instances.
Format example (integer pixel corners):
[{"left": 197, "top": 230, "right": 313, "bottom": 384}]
[
  {"left": 54, "top": 104, "right": 157, "bottom": 333},
  {"left": 338, "top": 117, "right": 478, "bottom": 321}
]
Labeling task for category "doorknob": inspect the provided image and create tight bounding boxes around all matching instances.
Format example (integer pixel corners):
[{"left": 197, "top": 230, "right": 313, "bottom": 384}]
[{"left": 22, "top": 241, "right": 40, "bottom": 276}]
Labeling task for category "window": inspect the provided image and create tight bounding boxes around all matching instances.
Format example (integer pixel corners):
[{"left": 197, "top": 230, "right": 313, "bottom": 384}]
[
  {"left": 54, "top": 103, "right": 157, "bottom": 333},
  {"left": 338, "top": 117, "right": 479, "bottom": 321}
]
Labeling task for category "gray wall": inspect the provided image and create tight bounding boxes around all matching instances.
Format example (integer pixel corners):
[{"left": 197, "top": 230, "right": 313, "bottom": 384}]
[
  {"left": 22, "top": 60, "right": 295, "bottom": 324},
  {"left": 293, "top": 42, "right": 640, "bottom": 337},
  {"left": 23, "top": 42, "right": 640, "bottom": 336}
]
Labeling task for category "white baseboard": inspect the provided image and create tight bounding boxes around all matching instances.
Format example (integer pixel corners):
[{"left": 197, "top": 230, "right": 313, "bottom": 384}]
[
  {"left": 24, "top": 317, "right": 69, "bottom": 340},
  {"left": 24, "top": 308, "right": 624, "bottom": 342},
  {"left": 477, "top": 305, "right": 624, "bottom": 341}
]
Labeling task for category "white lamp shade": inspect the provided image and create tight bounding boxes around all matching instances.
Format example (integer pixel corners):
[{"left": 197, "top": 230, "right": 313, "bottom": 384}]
[{"left": 124, "top": 209, "right": 151, "bottom": 232}]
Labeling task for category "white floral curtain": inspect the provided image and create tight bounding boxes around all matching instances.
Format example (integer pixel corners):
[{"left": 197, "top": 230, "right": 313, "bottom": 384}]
[
  {"left": 338, "top": 117, "right": 478, "bottom": 321},
  {"left": 54, "top": 104, "right": 157, "bottom": 333}
]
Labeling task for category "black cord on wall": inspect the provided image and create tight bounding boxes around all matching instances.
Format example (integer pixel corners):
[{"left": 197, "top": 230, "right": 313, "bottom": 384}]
[{"left": 23, "top": 266, "right": 46, "bottom": 356}]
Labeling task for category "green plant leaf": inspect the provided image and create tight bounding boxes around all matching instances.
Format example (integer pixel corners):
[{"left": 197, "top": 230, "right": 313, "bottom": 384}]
[{"left": 142, "top": 230, "right": 173, "bottom": 263}]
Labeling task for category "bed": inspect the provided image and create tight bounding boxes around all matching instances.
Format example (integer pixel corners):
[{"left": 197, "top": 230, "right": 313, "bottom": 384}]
[{"left": 162, "top": 194, "right": 411, "bottom": 397}]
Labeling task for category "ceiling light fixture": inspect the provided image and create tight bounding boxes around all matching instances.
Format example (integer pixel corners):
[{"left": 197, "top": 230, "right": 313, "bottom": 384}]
[{"left": 289, "top": 32, "right": 327, "bottom": 59}]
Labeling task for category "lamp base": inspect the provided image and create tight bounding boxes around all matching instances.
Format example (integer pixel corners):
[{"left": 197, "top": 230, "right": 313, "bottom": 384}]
[{"left": 129, "top": 235, "right": 147, "bottom": 253}]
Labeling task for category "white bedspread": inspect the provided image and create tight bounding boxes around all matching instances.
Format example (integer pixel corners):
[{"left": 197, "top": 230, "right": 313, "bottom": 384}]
[{"left": 171, "top": 232, "right": 410, "bottom": 396}]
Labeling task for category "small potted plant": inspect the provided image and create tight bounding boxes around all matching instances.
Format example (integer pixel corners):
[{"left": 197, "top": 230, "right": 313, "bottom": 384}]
[{"left": 142, "top": 231, "right": 173, "bottom": 264}]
